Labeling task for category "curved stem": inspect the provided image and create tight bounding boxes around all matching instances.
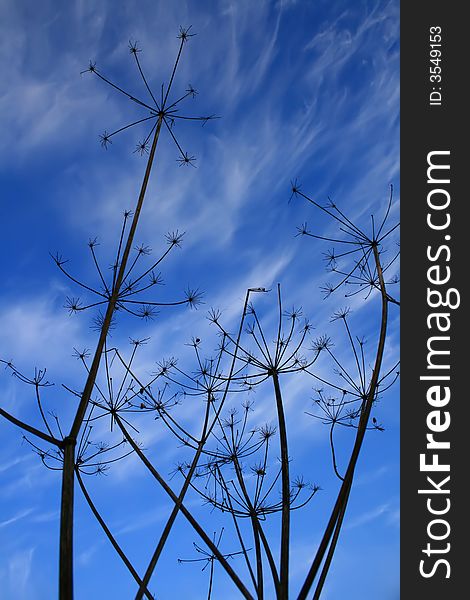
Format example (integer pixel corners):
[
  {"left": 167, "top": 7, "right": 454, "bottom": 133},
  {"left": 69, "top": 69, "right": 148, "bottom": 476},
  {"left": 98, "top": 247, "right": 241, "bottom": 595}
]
[
  {"left": 257, "top": 522, "right": 281, "bottom": 596},
  {"left": 296, "top": 244, "right": 388, "bottom": 600},
  {"left": 312, "top": 485, "right": 350, "bottom": 600},
  {"left": 329, "top": 423, "right": 344, "bottom": 481}
]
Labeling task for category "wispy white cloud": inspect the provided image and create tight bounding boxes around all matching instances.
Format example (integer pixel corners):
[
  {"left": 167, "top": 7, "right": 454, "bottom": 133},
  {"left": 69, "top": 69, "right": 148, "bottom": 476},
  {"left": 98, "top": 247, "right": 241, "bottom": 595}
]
[
  {"left": 0, "top": 2, "right": 399, "bottom": 598},
  {"left": 0, "top": 508, "right": 34, "bottom": 529},
  {"left": 0, "top": 454, "right": 32, "bottom": 473},
  {"left": 5, "top": 548, "right": 35, "bottom": 599},
  {"left": 31, "top": 509, "right": 60, "bottom": 524},
  {"left": 0, "top": 295, "right": 82, "bottom": 366},
  {"left": 113, "top": 502, "right": 172, "bottom": 536},
  {"left": 77, "top": 540, "right": 102, "bottom": 567},
  {"left": 345, "top": 501, "right": 396, "bottom": 529}
]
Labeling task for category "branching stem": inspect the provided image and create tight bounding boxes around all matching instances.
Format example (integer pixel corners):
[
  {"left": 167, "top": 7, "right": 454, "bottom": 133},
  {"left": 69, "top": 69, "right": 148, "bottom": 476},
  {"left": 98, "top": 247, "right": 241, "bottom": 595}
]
[
  {"left": 58, "top": 118, "right": 163, "bottom": 599},
  {"left": 296, "top": 244, "right": 389, "bottom": 599}
]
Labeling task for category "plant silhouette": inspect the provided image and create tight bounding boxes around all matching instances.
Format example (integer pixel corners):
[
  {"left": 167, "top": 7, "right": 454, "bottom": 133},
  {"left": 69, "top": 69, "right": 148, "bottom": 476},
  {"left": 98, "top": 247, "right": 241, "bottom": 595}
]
[{"left": 0, "top": 28, "right": 398, "bottom": 600}]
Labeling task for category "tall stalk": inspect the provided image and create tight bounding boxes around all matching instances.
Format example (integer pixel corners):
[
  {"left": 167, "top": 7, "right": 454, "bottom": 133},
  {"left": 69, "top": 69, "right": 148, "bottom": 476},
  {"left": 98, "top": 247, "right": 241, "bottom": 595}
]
[
  {"left": 297, "top": 243, "right": 389, "bottom": 599},
  {"left": 232, "top": 457, "right": 264, "bottom": 599},
  {"left": 134, "top": 289, "right": 259, "bottom": 598},
  {"left": 58, "top": 119, "right": 163, "bottom": 598},
  {"left": 272, "top": 371, "right": 290, "bottom": 599}
]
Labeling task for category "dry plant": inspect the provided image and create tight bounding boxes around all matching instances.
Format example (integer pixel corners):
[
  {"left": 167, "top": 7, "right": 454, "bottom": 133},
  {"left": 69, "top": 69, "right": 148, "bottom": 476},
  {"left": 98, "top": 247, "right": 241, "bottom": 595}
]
[
  {"left": 1, "top": 27, "right": 214, "bottom": 599},
  {"left": 1, "top": 28, "right": 399, "bottom": 600},
  {"left": 291, "top": 182, "right": 399, "bottom": 599}
]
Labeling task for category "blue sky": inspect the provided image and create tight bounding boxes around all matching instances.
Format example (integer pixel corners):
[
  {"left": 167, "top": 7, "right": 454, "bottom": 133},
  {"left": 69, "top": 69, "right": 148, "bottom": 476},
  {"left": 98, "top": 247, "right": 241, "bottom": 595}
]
[{"left": 0, "top": 1, "right": 399, "bottom": 598}]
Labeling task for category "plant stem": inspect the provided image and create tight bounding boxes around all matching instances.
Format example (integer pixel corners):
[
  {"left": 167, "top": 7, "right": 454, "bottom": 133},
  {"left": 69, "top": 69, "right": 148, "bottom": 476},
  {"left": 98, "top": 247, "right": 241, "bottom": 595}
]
[
  {"left": 135, "top": 400, "right": 212, "bottom": 600},
  {"left": 207, "top": 558, "right": 215, "bottom": 600},
  {"left": 135, "top": 290, "right": 255, "bottom": 599},
  {"left": 69, "top": 117, "right": 163, "bottom": 441},
  {"left": 59, "top": 439, "right": 75, "bottom": 599},
  {"left": 58, "top": 118, "right": 163, "bottom": 600},
  {"left": 221, "top": 476, "right": 259, "bottom": 591},
  {"left": 311, "top": 485, "right": 350, "bottom": 600},
  {"left": 296, "top": 244, "right": 388, "bottom": 600},
  {"left": 272, "top": 371, "right": 290, "bottom": 599},
  {"left": 75, "top": 469, "right": 153, "bottom": 599},
  {"left": 115, "top": 414, "right": 254, "bottom": 600},
  {"left": 257, "top": 523, "right": 281, "bottom": 595},
  {"left": 0, "top": 408, "right": 62, "bottom": 447},
  {"left": 232, "top": 458, "right": 264, "bottom": 599}
]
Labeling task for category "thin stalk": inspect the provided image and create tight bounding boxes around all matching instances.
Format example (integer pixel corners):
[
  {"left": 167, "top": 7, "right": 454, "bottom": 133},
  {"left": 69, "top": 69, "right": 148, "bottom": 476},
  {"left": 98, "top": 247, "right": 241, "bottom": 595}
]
[
  {"left": 59, "top": 439, "right": 75, "bottom": 599},
  {"left": 35, "top": 384, "right": 55, "bottom": 440},
  {"left": 135, "top": 399, "right": 212, "bottom": 600},
  {"left": 232, "top": 459, "right": 264, "bottom": 599},
  {"left": 0, "top": 408, "right": 62, "bottom": 447},
  {"left": 58, "top": 118, "right": 163, "bottom": 600},
  {"left": 217, "top": 468, "right": 258, "bottom": 591},
  {"left": 75, "top": 469, "right": 153, "bottom": 599},
  {"left": 138, "top": 294, "right": 260, "bottom": 600},
  {"left": 329, "top": 424, "right": 343, "bottom": 481},
  {"left": 257, "top": 522, "right": 281, "bottom": 596},
  {"left": 312, "top": 485, "right": 350, "bottom": 600},
  {"left": 207, "top": 558, "right": 215, "bottom": 600},
  {"left": 296, "top": 244, "right": 388, "bottom": 600},
  {"left": 115, "top": 414, "right": 254, "bottom": 600},
  {"left": 134, "top": 292, "right": 256, "bottom": 597},
  {"left": 69, "top": 117, "right": 163, "bottom": 440},
  {"left": 271, "top": 371, "right": 290, "bottom": 599}
]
